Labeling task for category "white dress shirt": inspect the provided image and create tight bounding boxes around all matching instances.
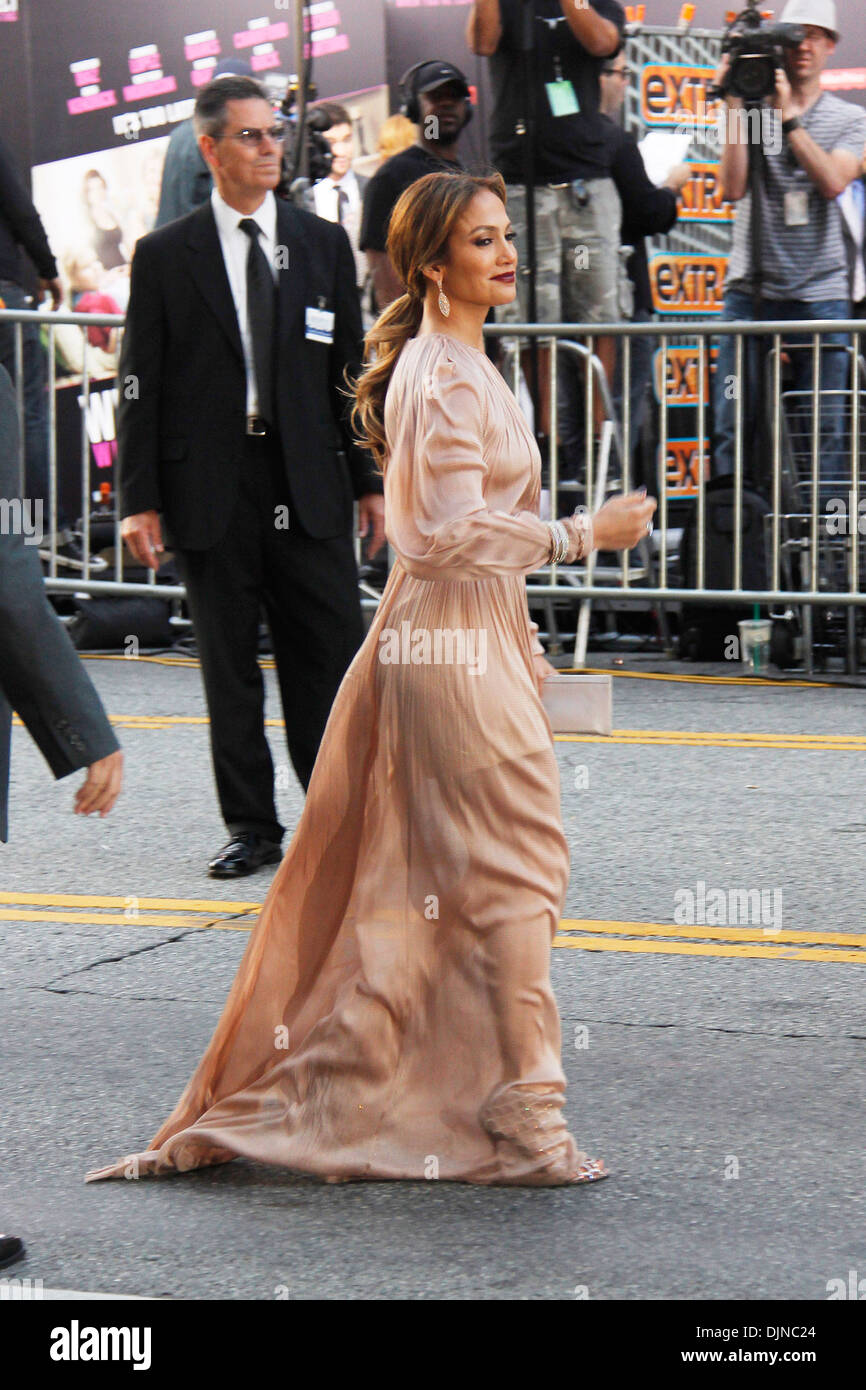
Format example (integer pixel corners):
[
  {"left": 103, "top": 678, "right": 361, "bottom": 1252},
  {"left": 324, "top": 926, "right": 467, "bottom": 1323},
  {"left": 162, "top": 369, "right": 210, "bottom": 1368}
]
[
  {"left": 211, "top": 186, "right": 278, "bottom": 417},
  {"left": 312, "top": 169, "right": 361, "bottom": 223},
  {"left": 312, "top": 170, "right": 365, "bottom": 289}
]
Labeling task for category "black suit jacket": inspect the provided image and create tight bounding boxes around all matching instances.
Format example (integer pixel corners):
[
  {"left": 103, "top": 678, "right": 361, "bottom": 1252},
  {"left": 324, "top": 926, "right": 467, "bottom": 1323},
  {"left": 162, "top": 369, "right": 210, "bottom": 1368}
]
[
  {"left": 118, "top": 197, "right": 382, "bottom": 550},
  {"left": 0, "top": 368, "right": 119, "bottom": 842},
  {"left": 603, "top": 118, "right": 679, "bottom": 318}
]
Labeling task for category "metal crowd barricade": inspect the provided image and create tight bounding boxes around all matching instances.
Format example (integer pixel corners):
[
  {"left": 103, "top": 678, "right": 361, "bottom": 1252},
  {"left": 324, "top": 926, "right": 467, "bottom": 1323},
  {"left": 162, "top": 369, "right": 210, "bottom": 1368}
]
[
  {"left": 0, "top": 304, "right": 185, "bottom": 603},
  {"left": 2, "top": 305, "right": 864, "bottom": 673},
  {"left": 487, "top": 319, "right": 866, "bottom": 674}
]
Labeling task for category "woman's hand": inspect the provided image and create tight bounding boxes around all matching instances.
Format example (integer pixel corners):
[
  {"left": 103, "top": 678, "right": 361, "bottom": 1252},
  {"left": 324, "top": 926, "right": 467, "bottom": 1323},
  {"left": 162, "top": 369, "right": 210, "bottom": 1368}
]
[
  {"left": 591, "top": 490, "right": 657, "bottom": 553},
  {"left": 533, "top": 653, "right": 556, "bottom": 697}
]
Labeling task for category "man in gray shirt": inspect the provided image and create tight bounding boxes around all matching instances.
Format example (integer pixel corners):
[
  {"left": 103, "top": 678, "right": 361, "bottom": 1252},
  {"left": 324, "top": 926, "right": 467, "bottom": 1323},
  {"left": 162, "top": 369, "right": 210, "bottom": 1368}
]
[{"left": 713, "top": 0, "right": 866, "bottom": 486}]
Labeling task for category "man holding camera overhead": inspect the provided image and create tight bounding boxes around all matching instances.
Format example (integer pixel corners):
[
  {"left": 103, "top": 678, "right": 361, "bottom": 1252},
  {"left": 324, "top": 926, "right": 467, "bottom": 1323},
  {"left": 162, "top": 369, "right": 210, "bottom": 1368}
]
[{"left": 713, "top": 0, "right": 866, "bottom": 482}]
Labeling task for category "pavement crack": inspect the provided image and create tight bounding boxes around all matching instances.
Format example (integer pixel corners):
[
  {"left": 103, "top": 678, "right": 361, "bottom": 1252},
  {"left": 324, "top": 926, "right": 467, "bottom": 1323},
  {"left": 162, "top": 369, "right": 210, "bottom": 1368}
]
[
  {"left": 36, "top": 986, "right": 189, "bottom": 1003},
  {"left": 568, "top": 1017, "right": 866, "bottom": 1042},
  {"left": 41, "top": 930, "right": 198, "bottom": 992}
]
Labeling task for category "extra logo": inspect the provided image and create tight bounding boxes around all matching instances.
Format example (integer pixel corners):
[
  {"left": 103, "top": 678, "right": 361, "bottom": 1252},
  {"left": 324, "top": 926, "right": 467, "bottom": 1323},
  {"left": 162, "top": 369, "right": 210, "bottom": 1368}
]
[
  {"left": 650, "top": 255, "right": 727, "bottom": 316},
  {"left": 640, "top": 65, "right": 724, "bottom": 127},
  {"left": 652, "top": 346, "right": 719, "bottom": 407},
  {"left": 678, "top": 163, "right": 734, "bottom": 224},
  {"left": 658, "top": 439, "right": 710, "bottom": 498}
]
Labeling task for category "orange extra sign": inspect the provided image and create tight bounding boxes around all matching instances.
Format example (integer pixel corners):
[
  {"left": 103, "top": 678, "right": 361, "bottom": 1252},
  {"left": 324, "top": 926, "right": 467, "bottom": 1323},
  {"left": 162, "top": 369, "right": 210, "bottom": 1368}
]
[
  {"left": 650, "top": 254, "right": 727, "bottom": 316},
  {"left": 677, "top": 163, "right": 735, "bottom": 224},
  {"left": 658, "top": 439, "right": 711, "bottom": 498},
  {"left": 652, "top": 345, "right": 719, "bottom": 406},
  {"left": 640, "top": 64, "right": 724, "bottom": 127}
]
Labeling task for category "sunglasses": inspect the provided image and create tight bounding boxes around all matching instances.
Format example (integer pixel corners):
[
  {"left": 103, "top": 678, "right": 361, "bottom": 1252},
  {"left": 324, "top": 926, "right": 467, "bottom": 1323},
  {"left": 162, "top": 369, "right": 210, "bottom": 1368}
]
[
  {"left": 602, "top": 66, "right": 631, "bottom": 78},
  {"left": 217, "top": 126, "right": 288, "bottom": 147}
]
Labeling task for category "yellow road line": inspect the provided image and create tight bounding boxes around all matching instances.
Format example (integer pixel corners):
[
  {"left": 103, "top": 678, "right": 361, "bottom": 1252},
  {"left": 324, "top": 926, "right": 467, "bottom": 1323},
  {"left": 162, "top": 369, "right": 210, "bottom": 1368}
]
[
  {"left": 0, "top": 909, "right": 229, "bottom": 928},
  {"left": 3, "top": 892, "right": 864, "bottom": 962},
  {"left": 552, "top": 935, "right": 865, "bottom": 963},
  {"left": 557, "top": 731, "right": 866, "bottom": 750},
  {"left": 0, "top": 892, "right": 260, "bottom": 912},
  {"left": 4, "top": 895, "right": 861, "bottom": 950},
  {"left": 558, "top": 918, "right": 866, "bottom": 949},
  {"left": 80, "top": 653, "right": 834, "bottom": 687},
  {"left": 5, "top": 912, "right": 861, "bottom": 960},
  {"left": 16, "top": 713, "right": 862, "bottom": 751},
  {"left": 572, "top": 667, "right": 832, "bottom": 688},
  {"left": 80, "top": 653, "right": 277, "bottom": 670},
  {"left": 601, "top": 730, "right": 866, "bottom": 744}
]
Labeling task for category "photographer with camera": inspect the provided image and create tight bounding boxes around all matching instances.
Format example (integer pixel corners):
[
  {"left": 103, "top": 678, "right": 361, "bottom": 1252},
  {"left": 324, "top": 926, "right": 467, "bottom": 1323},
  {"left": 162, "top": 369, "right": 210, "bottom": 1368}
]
[{"left": 713, "top": 0, "right": 866, "bottom": 483}]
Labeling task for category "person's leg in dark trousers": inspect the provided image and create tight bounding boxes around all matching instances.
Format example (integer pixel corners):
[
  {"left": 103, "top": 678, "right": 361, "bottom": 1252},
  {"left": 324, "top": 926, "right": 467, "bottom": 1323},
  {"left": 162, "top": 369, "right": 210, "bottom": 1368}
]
[
  {"left": 258, "top": 440, "right": 364, "bottom": 790},
  {"left": 0, "top": 280, "right": 66, "bottom": 530},
  {"left": 176, "top": 441, "right": 284, "bottom": 845}
]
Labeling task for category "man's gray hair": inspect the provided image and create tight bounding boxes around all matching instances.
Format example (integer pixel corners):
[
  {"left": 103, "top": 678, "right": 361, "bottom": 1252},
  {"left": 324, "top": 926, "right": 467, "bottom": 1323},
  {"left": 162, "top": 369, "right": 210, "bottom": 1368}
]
[{"left": 193, "top": 75, "right": 270, "bottom": 140}]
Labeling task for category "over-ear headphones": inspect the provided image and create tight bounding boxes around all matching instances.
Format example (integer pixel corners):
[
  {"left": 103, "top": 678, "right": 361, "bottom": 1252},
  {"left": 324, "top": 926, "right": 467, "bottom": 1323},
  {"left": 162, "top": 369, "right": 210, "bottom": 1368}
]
[{"left": 398, "top": 60, "right": 474, "bottom": 127}]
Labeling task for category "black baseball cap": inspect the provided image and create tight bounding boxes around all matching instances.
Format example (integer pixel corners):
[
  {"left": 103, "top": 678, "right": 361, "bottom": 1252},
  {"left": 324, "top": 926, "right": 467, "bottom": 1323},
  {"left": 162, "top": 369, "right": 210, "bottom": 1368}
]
[
  {"left": 412, "top": 61, "right": 470, "bottom": 97},
  {"left": 214, "top": 57, "right": 254, "bottom": 79}
]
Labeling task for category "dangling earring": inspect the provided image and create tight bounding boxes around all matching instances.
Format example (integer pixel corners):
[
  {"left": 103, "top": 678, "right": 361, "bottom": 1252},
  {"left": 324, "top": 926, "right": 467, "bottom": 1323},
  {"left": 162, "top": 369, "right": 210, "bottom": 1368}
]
[{"left": 436, "top": 273, "right": 451, "bottom": 319}]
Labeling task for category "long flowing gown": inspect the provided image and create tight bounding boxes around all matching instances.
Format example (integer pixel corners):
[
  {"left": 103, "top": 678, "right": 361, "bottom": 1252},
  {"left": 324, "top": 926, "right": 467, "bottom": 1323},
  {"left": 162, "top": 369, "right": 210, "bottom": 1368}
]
[{"left": 85, "top": 332, "right": 592, "bottom": 1186}]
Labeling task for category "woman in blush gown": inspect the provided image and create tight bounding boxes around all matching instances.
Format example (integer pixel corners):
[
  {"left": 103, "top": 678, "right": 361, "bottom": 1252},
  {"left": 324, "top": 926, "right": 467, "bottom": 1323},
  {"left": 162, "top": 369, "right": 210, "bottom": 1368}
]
[{"left": 86, "top": 172, "right": 656, "bottom": 1188}]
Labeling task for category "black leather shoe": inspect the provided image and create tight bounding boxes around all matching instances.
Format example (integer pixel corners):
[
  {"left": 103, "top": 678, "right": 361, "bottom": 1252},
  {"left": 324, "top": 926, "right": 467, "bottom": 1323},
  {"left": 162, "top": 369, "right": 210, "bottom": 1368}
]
[
  {"left": 0, "top": 1234, "right": 25, "bottom": 1269},
  {"left": 208, "top": 833, "right": 282, "bottom": 879}
]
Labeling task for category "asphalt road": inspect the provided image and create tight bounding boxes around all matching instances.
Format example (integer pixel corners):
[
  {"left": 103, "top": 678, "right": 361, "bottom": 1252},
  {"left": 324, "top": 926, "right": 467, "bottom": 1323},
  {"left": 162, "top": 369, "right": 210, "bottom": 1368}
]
[{"left": 1, "top": 654, "right": 864, "bottom": 1300}]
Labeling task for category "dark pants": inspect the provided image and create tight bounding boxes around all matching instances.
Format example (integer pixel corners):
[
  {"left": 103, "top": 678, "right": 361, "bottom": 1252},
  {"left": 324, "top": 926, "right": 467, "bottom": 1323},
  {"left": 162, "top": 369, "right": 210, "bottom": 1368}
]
[
  {"left": 713, "top": 288, "right": 851, "bottom": 494},
  {"left": 0, "top": 279, "right": 67, "bottom": 530},
  {"left": 176, "top": 432, "right": 364, "bottom": 843}
]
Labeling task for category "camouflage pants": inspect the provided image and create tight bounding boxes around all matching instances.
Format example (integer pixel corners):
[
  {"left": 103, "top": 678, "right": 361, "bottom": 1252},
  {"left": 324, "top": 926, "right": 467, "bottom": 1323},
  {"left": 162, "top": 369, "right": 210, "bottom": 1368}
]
[{"left": 498, "top": 179, "right": 633, "bottom": 337}]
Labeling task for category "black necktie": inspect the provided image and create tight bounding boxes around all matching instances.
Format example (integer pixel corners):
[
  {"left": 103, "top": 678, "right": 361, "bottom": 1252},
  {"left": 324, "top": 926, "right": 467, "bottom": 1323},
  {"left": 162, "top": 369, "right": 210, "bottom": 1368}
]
[
  {"left": 238, "top": 217, "right": 275, "bottom": 425},
  {"left": 336, "top": 187, "right": 349, "bottom": 224}
]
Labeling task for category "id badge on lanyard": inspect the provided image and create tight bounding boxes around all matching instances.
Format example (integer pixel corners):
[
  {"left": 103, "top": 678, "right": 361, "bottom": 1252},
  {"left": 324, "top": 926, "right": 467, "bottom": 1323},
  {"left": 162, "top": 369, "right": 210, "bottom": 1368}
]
[{"left": 545, "top": 52, "right": 580, "bottom": 118}]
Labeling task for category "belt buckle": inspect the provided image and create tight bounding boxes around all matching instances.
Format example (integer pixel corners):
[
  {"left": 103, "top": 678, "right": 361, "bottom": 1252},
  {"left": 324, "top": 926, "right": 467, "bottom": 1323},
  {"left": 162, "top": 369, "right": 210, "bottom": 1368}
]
[{"left": 246, "top": 416, "right": 268, "bottom": 437}]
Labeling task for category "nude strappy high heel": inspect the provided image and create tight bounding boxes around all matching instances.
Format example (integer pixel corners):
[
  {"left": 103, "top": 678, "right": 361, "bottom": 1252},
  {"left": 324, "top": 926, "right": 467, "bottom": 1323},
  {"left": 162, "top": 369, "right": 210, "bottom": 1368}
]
[{"left": 480, "top": 1085, "right": 610, "bottom": 1187}]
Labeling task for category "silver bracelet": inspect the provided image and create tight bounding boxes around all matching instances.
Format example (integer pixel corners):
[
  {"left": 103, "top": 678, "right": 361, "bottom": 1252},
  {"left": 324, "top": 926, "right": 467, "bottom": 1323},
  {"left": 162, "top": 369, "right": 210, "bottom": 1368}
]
[
  {"left": 570, "top": 507, "right": 594, "bottom": 563},
  {"left": 545, "top": 519, "right": 569, "bottom": 565}
]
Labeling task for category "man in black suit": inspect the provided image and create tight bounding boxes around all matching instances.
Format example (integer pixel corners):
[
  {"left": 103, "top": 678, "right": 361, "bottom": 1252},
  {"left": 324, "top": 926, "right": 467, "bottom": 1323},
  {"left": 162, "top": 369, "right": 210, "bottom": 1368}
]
[{"left": 119, "top": 76, "right": 384, "bottom": 879}]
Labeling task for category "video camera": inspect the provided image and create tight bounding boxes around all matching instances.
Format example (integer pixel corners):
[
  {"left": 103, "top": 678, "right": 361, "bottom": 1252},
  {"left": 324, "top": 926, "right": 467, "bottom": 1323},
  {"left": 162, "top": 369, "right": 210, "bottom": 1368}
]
[
  {"left": 717, "top": 0, "right": 804, "bottom": 103},
  {"left": 276, "top": 81, "right": 334, "bottom": 200}
]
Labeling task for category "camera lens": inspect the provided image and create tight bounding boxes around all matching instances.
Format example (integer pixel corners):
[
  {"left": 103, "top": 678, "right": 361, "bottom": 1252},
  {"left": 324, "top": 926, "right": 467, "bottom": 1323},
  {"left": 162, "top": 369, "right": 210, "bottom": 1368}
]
[{"left": 733, "top": 54, "right": 777, "bottom": 103}]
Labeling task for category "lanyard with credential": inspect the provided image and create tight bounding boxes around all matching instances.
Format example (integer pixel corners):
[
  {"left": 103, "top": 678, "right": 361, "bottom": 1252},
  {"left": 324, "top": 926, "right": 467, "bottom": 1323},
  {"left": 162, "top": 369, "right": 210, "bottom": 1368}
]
[{"left": 539, "top": 13, "right": 581, "bottom": 117}]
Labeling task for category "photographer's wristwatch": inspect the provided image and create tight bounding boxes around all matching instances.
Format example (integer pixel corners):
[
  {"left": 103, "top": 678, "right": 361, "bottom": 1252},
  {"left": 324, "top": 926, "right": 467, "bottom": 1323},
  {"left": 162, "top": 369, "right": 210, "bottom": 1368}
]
[{"left": 782, "top": 116, "right": 801, "bottom": 136}]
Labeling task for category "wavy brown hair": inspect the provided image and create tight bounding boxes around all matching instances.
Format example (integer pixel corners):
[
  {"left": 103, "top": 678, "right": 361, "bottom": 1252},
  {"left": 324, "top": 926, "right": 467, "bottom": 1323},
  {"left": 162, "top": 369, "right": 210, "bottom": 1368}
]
[{"left": 351, "top": 170, "right": 507, "bottom": 469}]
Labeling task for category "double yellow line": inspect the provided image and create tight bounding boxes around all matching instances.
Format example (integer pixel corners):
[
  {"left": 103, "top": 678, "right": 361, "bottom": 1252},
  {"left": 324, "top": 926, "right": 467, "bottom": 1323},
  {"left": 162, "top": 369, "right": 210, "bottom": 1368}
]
[
  {"left": 558, "top": 729, "right": 866, "bottom": 751},
  {"left": 14, "top": 712, "right": 865, "bottom": 751},
  {"left": 1, "top": 893, "right": 863, "bottom": 965},
  {"left": 555, "top": 918, "right": 866, "bottom": 964},
  {"left": 81, "top": 654, "right": 837, "bottom": 689}
]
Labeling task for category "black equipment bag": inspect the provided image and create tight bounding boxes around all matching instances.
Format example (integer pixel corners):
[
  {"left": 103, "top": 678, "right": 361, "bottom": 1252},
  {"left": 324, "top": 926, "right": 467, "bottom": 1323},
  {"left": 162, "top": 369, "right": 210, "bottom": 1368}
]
[
  {"left": 678, "top": 477, "right": 771, "bottom": 660},
  {"left": 65, "top": 557, "right": 179, "bottom": 653},
  {"left": 67, "top": 595, "right": 174, "bottom": 651}
]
